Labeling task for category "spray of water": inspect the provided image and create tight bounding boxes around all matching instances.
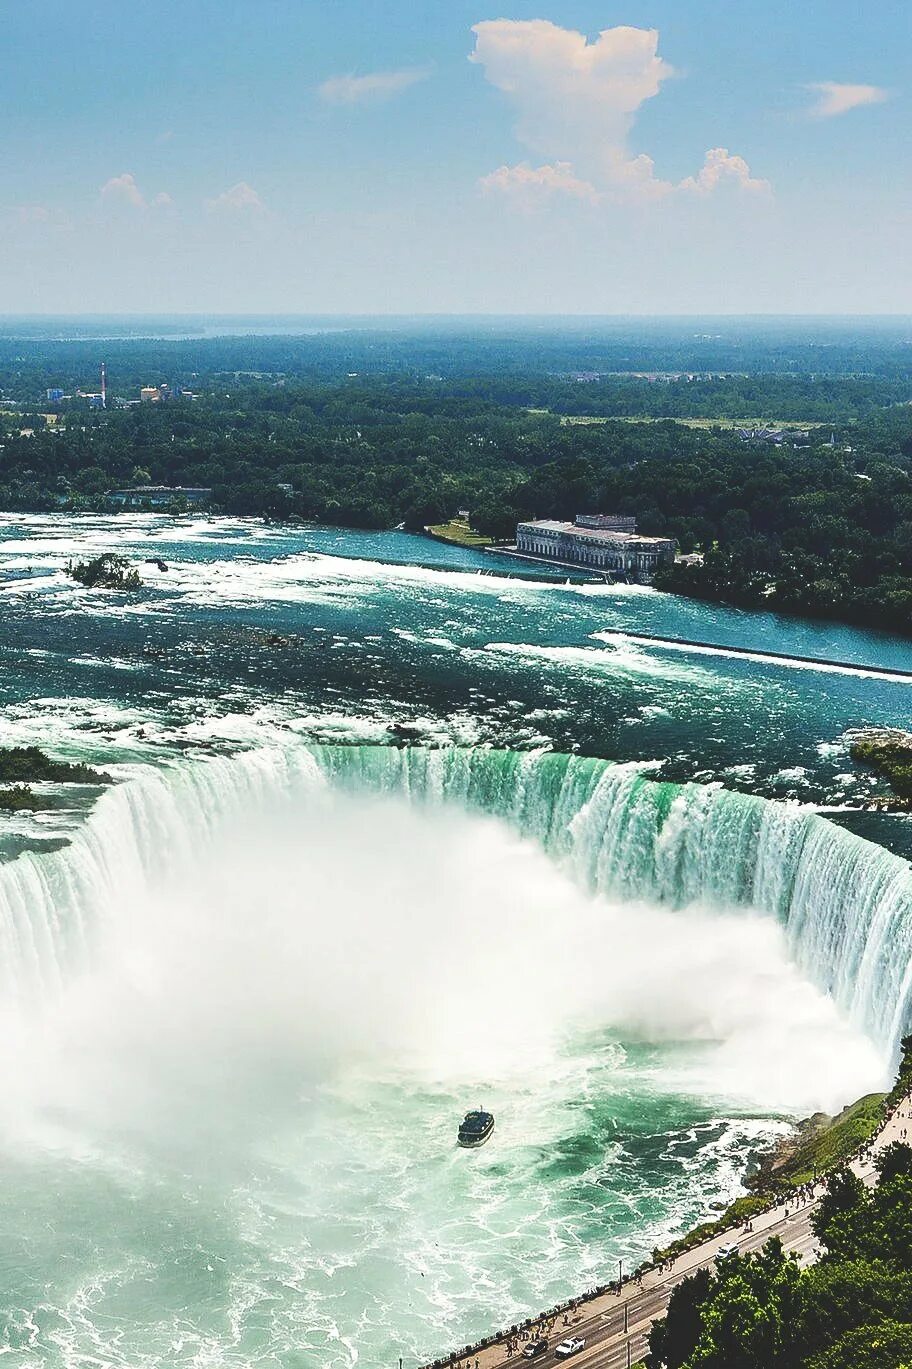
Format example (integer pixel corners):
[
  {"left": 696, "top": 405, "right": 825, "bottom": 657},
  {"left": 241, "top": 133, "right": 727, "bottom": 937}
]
[{"left": 0, "top": 759, "right": 885, "bottom": 1168}]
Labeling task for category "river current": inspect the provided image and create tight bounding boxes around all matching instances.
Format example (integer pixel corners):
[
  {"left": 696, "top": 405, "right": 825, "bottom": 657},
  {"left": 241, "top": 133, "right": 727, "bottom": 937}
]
[{"left": 0, "top": 513, "right": 910, "bottom": 1367}]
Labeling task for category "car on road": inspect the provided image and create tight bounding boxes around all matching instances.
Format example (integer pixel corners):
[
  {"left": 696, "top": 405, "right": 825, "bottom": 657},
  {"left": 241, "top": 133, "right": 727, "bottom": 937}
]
[
  {"left": 716, "top": 1243, "right": 740, "bottom": 1261},
  {"left": 522, "top": 1338, "right": 549, "bottom": 1359},
  {"left": 555, "top": 1337, "right": 586, "bottom": 1358}
]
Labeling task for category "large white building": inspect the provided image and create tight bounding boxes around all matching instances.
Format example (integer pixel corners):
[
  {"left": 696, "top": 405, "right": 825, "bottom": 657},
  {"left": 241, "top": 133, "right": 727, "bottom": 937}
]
[{"left": 515, "top": 515, "right": 675, "bottom": 581}]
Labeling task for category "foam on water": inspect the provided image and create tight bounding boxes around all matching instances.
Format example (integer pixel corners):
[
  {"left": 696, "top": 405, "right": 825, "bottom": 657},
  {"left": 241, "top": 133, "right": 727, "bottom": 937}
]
[
  {"left": 594, "top": 630, "right": 912, "bottom": 687},
  {"left": 0, "top": 741, "right": 894, "bottom": 1365}
]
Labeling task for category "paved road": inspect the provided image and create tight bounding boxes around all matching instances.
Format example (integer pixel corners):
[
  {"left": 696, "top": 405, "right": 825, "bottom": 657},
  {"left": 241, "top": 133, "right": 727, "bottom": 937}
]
[{"left": 430, "top": 1093, "right": 911, "bottom": 1369}]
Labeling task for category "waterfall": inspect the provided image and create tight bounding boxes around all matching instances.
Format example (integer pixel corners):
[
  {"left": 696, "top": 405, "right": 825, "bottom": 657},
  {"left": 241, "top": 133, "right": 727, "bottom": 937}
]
[
  {"left": 307, "top": 745, "right": 912, "bottom": 1058},
  {"left": 2, "top": 743, "right": 911, "bottom": 1060}
]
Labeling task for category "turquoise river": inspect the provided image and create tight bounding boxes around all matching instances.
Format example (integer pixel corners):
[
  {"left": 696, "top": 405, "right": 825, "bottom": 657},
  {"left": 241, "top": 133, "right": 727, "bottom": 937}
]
[{"left": 1, "top": 513, "right": 911, "bottom": 1367}]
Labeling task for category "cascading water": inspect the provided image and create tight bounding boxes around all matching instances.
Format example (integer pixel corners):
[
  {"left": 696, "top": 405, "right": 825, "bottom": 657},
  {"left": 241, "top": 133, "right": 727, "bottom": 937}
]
[
  {"left": 4, "top": 742, "right": 911, "bottom": 1061},
  {"left": 308, "top": 744, "right": 912, "bottom": 1059},
  {"left": 0, "top": 740, "right": 903, "bottom": 1367}
]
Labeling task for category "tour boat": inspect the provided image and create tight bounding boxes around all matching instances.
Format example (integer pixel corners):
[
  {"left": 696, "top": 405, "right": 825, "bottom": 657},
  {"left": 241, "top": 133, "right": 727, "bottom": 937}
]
[{"left": 457, "top": 1110, "right": 495, "bottom": 1148}]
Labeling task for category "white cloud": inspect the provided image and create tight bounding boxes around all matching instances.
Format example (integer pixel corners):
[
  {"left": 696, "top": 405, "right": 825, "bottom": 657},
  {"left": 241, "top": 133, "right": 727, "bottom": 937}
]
[
  {"left": 101, "top": 172, "right": 145, "bottom": 207},
  {"left": 205, "top": 182, "right": 265, "bottom": 213},
  {"left": 317, "top": 66, "right": 431, "bottom": 105},
  {"left": 480, "top": 161, "right": 599, "bottom": 206},
  {"left": 471, "top": 20, "right": 768, "bottom": 206},
  {"left": 100, "top": 174, "right": 173, "bottom": 211},
  {"left": 471, "top": 20, "right": 671, "bottom": 197},
  {"left": 15, "top": 204, "right": 52, "bottom": 224},
  {"left": 679, "top": 147, "right": 771, "bottom": 196},
  {"left": 806, "top": 81, "right": 890, "bottom": 119}
]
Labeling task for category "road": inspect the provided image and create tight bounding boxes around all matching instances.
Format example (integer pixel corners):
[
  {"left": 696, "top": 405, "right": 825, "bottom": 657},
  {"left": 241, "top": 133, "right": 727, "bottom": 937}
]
[{"left": 426, "top": 1092, "right": 911, "bottom": 1369}]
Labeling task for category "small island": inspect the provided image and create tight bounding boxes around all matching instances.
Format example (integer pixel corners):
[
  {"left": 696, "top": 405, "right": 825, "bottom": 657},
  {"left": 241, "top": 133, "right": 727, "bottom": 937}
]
[
  {"left": 67, "top": 553, "right": 141, "bottom": 590},
  {"left": 0, "top": 746, "right": 113, "bottom": 813},
  {"left": 849, "top": 728, "right": 912, "bottom": 807}
]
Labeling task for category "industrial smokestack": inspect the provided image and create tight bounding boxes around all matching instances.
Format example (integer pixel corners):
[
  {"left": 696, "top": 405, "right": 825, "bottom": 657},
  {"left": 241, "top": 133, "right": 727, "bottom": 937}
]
[{"left": 101, "top": 361, "right": 107, "bottom": 409}]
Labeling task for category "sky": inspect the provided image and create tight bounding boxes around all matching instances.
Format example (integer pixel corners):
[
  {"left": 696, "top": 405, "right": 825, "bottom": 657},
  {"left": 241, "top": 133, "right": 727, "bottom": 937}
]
[{"left": 0, "top": 0, "right": 908, "bottom": 314}]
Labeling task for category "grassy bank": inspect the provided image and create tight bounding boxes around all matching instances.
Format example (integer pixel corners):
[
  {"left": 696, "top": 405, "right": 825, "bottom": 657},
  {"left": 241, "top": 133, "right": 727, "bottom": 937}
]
[
  {"left": 651, "top": 1091, "right": 887, "bottom": 1266},
  {"left": 426, "top": 518, "right": 492, "bottom": 549},
  {"left": 752, "top": 1093, "right": 887, "bottom": 1192}
]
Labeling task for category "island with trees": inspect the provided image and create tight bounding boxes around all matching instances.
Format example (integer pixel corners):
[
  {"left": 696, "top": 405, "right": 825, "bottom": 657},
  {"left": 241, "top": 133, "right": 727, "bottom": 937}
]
[{"left": 0, "top": 746, "right": 112, "bottom": 813}]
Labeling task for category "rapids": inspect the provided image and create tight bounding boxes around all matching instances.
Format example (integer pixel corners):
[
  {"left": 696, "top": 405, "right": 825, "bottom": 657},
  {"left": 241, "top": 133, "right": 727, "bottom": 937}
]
[{"left": 1, "top": 514, "right": 910, "bottom": 1365}]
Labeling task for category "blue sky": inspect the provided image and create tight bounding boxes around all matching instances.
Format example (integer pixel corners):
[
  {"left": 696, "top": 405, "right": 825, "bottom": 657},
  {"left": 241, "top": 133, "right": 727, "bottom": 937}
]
[{"left": 0, "top": 0, "right": 908, "bottom": 313}]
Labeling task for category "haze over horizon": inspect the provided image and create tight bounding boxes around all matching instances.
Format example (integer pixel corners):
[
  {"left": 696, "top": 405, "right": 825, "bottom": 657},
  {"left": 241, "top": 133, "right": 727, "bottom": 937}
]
[{"left": 1, "top": 0, "right": 907, "bottom": 316}]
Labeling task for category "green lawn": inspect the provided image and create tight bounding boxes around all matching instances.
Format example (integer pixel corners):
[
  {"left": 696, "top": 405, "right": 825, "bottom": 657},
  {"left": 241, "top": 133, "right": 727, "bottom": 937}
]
[
  {"left": 554, "top": 414, "right": 825, "bottom": 430},
  {"left": 426, "top": 518, "right": 492, "bottom": 548},
  {"left": 766, "top": 1092, "right": 887, "bottom": 1191}
]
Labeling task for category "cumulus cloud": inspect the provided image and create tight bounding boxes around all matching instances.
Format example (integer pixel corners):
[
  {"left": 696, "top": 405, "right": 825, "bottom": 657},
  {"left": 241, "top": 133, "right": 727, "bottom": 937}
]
[
  {"left": 471, "top": 20, "right": 767, "bottom": 205},
  {"left": 100, "top": 174, "right": 173, "bottom": 211},
  {"left": 317, "top": 66, "right": 431, "bottom": 105},
  {"left": 471, "top": 20, "right": 671, "bottom": 195},
  {"left": 205, "top": 182, "right": 265, "bottom": 213},
  {"left": 480, "top": 160, "right": 600, "bottom": 206},
  {"left": 101, "top": 172, "right": 146, "bottom": 207},
  {"left": 679, "top": 147, "right": 771, "bottom": 196},
  {"left": 806, "top": 81, "right": 889, "bottom": 119},
  {"left": 15, "top": 204, "right": 52, "bottom": 224}
]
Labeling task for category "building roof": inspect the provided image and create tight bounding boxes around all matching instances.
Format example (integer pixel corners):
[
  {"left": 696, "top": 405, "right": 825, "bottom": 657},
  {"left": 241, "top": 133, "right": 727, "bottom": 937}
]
[{"left": 519, "top": 519, "right": 672, "bottom": 546}]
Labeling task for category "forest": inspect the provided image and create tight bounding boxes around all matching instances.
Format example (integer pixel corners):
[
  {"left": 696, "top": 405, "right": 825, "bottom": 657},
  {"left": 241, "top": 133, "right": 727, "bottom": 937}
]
[{"left": 2, "top": 325, "right": 912, "bottom": 632}]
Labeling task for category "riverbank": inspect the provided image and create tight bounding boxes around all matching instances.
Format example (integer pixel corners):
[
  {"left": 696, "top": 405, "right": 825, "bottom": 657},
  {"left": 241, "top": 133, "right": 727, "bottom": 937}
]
[{"left": 746, "top": 1092, "right": 887, "bottom": 1193}]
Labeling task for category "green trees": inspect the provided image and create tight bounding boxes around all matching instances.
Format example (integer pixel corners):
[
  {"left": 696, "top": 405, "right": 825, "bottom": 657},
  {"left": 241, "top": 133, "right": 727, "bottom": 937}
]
[
  {"left": 649, "top": 1241, "right": 800, "bottom": 1369},
  {"left": 805, "top": 1320, "right": 912, "bottom": 1369},
  {"left": 2, "top": 336, "right": 912, "bottom": 632},
  {"left": 648, "top": 1267, "right": 713, "bottom": 1368},
  {"left": 67, "top": 554, "right": 141, "bottom": 590},
  {"left": 650, "top": 1146, "right": 912, "bottom": 1369}
]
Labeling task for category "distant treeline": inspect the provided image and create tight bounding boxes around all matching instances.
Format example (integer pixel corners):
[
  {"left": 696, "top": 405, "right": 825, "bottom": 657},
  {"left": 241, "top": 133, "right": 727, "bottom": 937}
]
[
  {"left": 1, "top": 320, "right": 912, "bottom": 391},
  {"left": 2, "top": 337, "right": 912, "bottom": 632}
]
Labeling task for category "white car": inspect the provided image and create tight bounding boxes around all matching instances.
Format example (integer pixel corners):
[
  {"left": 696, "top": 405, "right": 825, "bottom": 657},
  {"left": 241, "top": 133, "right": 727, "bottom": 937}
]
[
  {"left": 555, "top": 1338, "right": 586, "bottom": 1358},
  {"left": 715, "top": 1243, "right": 740, "bottom": 1261}
]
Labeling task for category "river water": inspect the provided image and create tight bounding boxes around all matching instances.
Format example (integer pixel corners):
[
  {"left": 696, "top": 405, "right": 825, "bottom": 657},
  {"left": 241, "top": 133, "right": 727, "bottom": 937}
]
[{"left": 0, "top": 513, "right": 908, "bottom": 1367}]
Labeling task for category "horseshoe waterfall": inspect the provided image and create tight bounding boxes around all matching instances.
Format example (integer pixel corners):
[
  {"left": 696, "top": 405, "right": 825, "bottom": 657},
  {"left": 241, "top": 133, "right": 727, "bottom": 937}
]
[{"left": 4, "top": 743, "right": 911, "bottom": 1061}]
